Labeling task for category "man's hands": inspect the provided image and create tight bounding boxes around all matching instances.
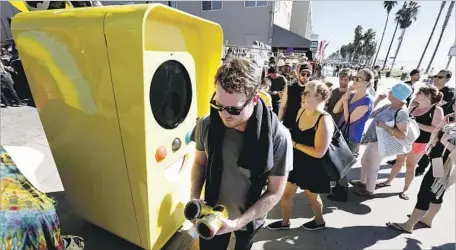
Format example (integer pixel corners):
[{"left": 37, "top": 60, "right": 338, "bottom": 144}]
[
  {"left": 270, "top": 90, "right": 283, "bottom": 96},
  {"left": 216, "top": 217, "right": 241, "bottom": 235}
]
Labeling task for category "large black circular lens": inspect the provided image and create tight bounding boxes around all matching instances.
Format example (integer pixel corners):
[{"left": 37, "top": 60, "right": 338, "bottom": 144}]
[{"left": 150, "top": 60, "right": 192, "bottom": 129}]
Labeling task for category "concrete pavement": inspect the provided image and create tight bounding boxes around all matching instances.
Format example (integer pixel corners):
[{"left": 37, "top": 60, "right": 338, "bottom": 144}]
[{"left": 1, "top": 77, "right": 455, "bottom": 250}]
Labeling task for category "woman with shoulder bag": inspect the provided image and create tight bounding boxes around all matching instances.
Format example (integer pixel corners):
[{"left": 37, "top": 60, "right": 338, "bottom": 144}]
[
  {"left": 333, "top": 68, "right": 375, "bottom": 156},
  {"left": 329, "top": 69, "right": 374, "bottom": 202},
  {"left": 350, "top": 82, "right": 412, "bottom": 198},
  {"left": 267, "top": 81, "right": 334, "bottom": 231},
  {"left": 378, "top": 86, "right": 444, "bottom": 200},
  {"left": 387, "top": 107, "right": 456, "bottom": 233}
]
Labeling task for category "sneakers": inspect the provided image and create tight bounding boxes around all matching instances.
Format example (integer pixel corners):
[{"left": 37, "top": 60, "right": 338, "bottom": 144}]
[
  {"left": 62, "top": 235, "right": 85, "bottom": 250},
  {"left": 266, "top": 220, "right": 326, "bottom": 231},
  {"left": 266, "top": 220, "right": 290, "bottom": 231},
  {"left": 301, "top": 220, "right": 326, "bottom": 231}
]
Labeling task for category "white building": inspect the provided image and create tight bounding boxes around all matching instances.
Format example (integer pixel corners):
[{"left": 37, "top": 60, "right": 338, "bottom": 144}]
[
  {"left": 290, "top": 1, "right": 313, "bottom": 40},
  {"left": 1, "top": 1, "right": 312, "bottom": 55}
]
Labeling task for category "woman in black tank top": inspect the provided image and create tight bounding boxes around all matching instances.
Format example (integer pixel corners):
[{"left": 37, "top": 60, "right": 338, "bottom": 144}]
[
  {"left": 380, "top": 86, "right": 444, "bottom": 200},
  {"left": 267, "top": 80, "right": 333, "bottom": 231}
]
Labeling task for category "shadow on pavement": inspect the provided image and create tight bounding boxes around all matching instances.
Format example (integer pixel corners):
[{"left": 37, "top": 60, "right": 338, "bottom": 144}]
[
  {"left": 49, "top": 192, "right": 142, "bottom": 250},
  {"left": 348, "top": 164, "right": 406, "bottom": 183},
  {"left": 49, "top": 192, "right": 190, "bottom": 250},
  {"left": 430, "top": 242, "right": 456, "bottom": 250},
  {"left": 255, "top": 225, "right": 403, "bottom": 250},
  {"left": 265, "top": 189, "right": 373, "bottom": 221}
]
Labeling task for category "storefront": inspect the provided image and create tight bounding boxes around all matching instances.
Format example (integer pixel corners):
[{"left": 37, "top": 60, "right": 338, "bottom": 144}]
[{"left": 271, "top": 24, "right": 312, "bottom": 60}]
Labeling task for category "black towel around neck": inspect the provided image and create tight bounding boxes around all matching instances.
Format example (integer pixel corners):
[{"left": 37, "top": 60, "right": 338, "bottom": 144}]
[{"left": 204, "top": 98, "right": 279, "bottom": 213}]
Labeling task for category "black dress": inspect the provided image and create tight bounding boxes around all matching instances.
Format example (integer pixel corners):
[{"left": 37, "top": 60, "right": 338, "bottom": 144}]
[{"left": 288, "top": 111, "right": 331, "bottom": 193}]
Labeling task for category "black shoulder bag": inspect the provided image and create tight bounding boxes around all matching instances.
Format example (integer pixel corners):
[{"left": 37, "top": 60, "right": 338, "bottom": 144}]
[{"left": 322, "top": 115, "right": 357, "bottom": 181}]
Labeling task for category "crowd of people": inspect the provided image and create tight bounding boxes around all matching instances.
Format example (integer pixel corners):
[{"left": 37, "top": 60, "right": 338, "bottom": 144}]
[
  {"left": 190, "top": 56, "right": 455, "bottom": 249},
  {"left": 0, "top": 42, "right": 34, "bottom": 108},
  {"left": 1, "top": 39, "right": 455, "bottom": 249}
]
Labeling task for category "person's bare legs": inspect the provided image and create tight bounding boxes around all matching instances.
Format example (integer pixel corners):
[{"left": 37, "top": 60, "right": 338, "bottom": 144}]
[
  {"left": 383, "top": 154, "right": 407, "bottom": 186},
  {"left": 304, "top": 190, "right": 324, "bottom": 224},
  {"left": 359, "top": 142, "right": 375, "bottom": 185},
  {"left": 388, "top": 208, "right": 427, "bottom": 233},
  {"left": 421, "top": 203, "right": 442, "bottom": 226},
  {"left": 401, "top": 152, "right": 424, "bottom": 199},
  {"left": 280, "top": 182, "right": 298, "bottom": 225}
]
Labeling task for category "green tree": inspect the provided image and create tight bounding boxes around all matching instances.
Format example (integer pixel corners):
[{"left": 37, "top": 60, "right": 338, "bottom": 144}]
[
  {"left": 340, "top": 45, "right": 348, "bottom": 61},
  {"left": 372, "top": 1, "right": 398, "bottom": 67},
  {"left": 338, "top": 27, "right": 376, "bottom": 64},
  {"left": 390, "top": 1, "right": 420, "bottom": 71},
  {"left": 361, "top": 28, "right": 377, "bottom": 64},
  {"left": 426, "top": 1, "right": 455, "bottom": 73},
  {"left": 417, "top": 1, "right": 446, "bottom": 69},
  {"left": 346, "top": 43, "right": 355, "bottom": 62},
  {"left": 352, "top": 25, "right": 364, "bottom": 62}
]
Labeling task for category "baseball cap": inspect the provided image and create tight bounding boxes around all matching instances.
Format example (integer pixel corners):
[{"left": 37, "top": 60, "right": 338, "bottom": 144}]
[
  {"left": 299, "top": 63, "right": 312, "bottom": 74},
  {"left": 391, "top": 82, "right": 413, "bottom": 102}
]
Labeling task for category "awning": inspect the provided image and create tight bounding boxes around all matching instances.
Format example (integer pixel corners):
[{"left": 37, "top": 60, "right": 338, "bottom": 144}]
[{"left": 271, "top": 25, "right": 311, "bottom": 49}]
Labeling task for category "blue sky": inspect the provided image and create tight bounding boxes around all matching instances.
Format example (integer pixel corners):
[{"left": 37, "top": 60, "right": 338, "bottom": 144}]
[{"left": 313, "top": 1, "right": 455, "bottom": 72}]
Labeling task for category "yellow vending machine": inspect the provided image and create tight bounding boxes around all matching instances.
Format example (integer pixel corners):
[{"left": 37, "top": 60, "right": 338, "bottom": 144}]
[{"left": 12, "top": 4, "right": 222, "bottom": 249}]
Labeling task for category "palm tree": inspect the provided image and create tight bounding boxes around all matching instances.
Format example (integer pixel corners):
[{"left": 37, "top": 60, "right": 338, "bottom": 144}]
[
  {"left": 389, "top": 1, "right": 420, "bottom": 71},
  {"left": 340, "top": 45, "right": 347, "bottom": 61},
  {"left": 426, "top": 1, "right": 455, "bottom": 74},
  {"left": 362, "top": 29, "right": 377, "bottom": 64},
  {"left": 417, "top": 1, "right": 446, "bottom": 69},
  {"left": 352, "top": 25, "right": 364, "bottom": 63},
  {"left": 382, "top": 1, "right": 407, "bottom": 70},
  {"left": 346, "top": 43, "right": 355, "bottom": 62},
  {"left": 372, "top": 1, "right": 398, "bottom": 67}
]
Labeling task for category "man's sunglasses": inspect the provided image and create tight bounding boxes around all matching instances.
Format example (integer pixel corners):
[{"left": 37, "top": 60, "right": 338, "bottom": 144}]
[
  {"left": 210, "top": 93, "right": 255, "bottom": 115},
  {"left": 434, "top": 75, "right": 445, "bottom": 79}
]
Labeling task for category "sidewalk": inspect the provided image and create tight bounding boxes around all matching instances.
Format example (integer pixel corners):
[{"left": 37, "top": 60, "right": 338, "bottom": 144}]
[{"left": 1, "top": 88, "right": 455, "bottom": 250}]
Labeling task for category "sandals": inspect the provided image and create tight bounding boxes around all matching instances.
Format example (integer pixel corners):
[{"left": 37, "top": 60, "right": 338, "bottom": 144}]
[
  {"left": 349, "top": 180, "right": 366, "bottom": 188},
  {"left": 407, "top": 214, "right": 431, "bottom": 228},
  {"left": 399, "top": 192, "right": 410, "bottom": 200},
  {"left": 62, "top": 235, "right": 85, "bottom": 250},
  {"left": 386, "top": 222, "right": 412, "bottom": 234},
  {"left": 375, "top": 182, "right": 391, "bottom": 189},
  {"left": 353, "top": 189, "right": 374, "bottom": 199}
]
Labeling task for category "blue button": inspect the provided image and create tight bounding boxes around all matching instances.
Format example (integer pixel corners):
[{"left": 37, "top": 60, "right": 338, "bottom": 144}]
[{"left": 185, "top": 131, "right": 192, "bottom": 144}]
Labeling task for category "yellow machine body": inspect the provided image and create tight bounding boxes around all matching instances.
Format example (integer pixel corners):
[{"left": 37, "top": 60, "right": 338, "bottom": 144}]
[{"left": 12, "top": 4, "right": 222, "bottom": 249}]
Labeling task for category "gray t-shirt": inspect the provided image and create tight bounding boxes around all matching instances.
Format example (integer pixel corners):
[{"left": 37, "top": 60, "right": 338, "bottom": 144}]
[
  {"left": 193, "top": 115, "right": 293, "bottom": 229},
  {"left": 361, "top": 104, "right": 410, "bottom": 144},
  {"left": 326, "top": 88, "right": 346, "bottom": 123}
]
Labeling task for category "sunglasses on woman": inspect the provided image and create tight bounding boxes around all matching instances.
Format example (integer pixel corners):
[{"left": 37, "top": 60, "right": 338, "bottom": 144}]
[
  {"left": 210, "top": 93, "right": 255, "bottom": 115},
  {"left": 356, "top": 76, "right": 366, "bottom": 82},
  {"left": 300, "top": 72, "right": 310, "bottom": 77}
]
